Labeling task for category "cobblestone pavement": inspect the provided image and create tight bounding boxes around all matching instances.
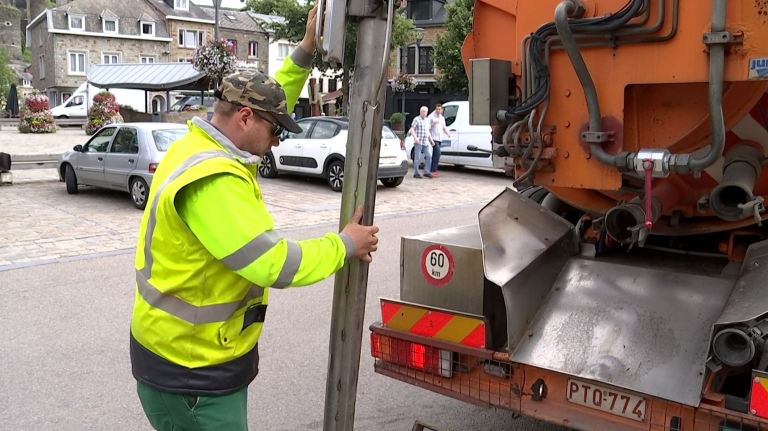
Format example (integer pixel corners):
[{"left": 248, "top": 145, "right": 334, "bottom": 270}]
[{"left": 0, "top": 166, "right": 511, "bottom": 268}]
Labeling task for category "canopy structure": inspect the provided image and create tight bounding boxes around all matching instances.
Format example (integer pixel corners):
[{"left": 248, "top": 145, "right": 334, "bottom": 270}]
[
  {"left": 87, "top": 62, "right": 210, "bottom": 91},
  {"left": 86, "top": 62, "right": 212, "bottom": 113}
]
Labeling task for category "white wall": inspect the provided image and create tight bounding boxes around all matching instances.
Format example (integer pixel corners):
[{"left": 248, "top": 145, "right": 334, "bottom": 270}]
[
  {"left": 191, "top": 0, "right": 248, "bottom": 9},
  {"left": 267, "top": 36, "right": 334, "bottom": 101}
]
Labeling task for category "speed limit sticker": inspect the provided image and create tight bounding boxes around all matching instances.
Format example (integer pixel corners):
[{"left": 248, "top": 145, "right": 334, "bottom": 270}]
[{"left": 421, "top": 245, "right": 455, "bottom": 287}]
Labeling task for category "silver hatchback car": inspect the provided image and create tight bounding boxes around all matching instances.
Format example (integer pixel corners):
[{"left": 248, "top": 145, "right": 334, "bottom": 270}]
[{"left": 57, "top": 123, "right": 188, "bottom": 209}]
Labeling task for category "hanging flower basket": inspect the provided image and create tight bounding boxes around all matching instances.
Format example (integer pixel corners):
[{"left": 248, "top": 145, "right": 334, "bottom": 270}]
[
  {"left": 192, "top": 39, "right": 237, "bottom": 88},
  {"left": 392, "top": 73, "right": 416, "bottom": 93}
]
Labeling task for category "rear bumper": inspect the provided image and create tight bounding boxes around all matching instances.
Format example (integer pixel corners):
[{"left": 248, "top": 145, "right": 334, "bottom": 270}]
[
  {"left": 377, "top": 161, "right": 408, "bottom": 179},
  {"left": 370, "top": 323, "right": 768, "bottom": 431}
]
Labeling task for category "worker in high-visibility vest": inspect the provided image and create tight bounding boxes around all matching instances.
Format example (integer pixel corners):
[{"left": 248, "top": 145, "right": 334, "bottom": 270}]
[{"left": 129, "top": 5, "right": 379, "bottom": 430}]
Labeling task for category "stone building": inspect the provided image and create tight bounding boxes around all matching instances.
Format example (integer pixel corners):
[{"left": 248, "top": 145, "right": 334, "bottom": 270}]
[
  {"left": 201, "top": 8, "right": 268, "bottom": 74},
  {"left": 26, "top": 0, "right": 171, "bottom": 106},
  {"left": 144, "top": 0, "right": 213, "bottom": 63}
]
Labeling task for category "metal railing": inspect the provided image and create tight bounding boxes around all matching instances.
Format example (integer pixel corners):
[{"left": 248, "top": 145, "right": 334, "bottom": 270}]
[
  {"left": 0, "top": 118, "right": 86, "bottom": 127},
  {"left": 4, "top": 154, "right": 61, "bottom": 170}
]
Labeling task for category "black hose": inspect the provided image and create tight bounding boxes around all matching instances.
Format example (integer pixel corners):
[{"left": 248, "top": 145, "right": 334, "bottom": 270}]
[{"left": 512, "top": 0, "right": 642, "bottom": 118}]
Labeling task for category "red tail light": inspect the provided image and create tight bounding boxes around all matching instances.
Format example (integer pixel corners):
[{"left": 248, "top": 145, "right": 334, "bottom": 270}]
[
  {"left": 148, "top": 163, "right": 158, "bottom": 173},
  {"left": 371, "top": 333, "right": 451, "bottom": 377},
  {"left": 400, "top": 139, "right": 405, "bottom": 150}
]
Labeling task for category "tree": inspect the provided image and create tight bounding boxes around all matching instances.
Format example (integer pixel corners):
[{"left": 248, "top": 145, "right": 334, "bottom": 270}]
[
  {"left": 434, "top": 0, "right": 474, "bottom": 96},
  {"left": 0, "top": 48, "right": 16, "bottom": 103},
  {"left": 248, "top": 0, "right": 416, "bottom": 114}
]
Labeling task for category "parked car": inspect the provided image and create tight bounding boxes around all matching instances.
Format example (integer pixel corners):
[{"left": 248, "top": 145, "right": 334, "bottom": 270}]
[
  {"left": 404, "top": 101, "right": 496, "bottom": 170},
  {"left": 170, "top": 95, "right": 215, "bottom": 112},
  {"left": 57, "top": 123, "right": 188, "bottom": 209},
  {"left": 258, "top": 117, "right": 409, "bottom": 192}
]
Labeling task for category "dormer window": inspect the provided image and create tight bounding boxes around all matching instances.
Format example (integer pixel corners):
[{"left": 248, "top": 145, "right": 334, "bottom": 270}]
[
  {"left": 174, "top": 0, "right": 189, "bottom": 10},
  {"left": 141, "top": 21, "right": 155, "bottom": 36},
  {"left": 68, "top": 15, "right": 85, "bottom": 31},
  {"left": 101, "top": 10, "right": 119, "bottom": 34},
  {"left": 103, "top": 19, "right": 118, "bottom": 33},
  {"left": 138, "top": 13, "right": 156, "bottom": 37}
]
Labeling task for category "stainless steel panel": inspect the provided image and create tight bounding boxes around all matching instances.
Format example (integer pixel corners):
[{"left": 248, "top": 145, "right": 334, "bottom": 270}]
[
  {"left": 478, "top": 188, "right": 577, "bottom": 350},
  {"left": 512, "top": 258, "right": 735, "bottom": 407},
  {"left": 717, "top": 240, "right": 768, "bottom": 325},
  {"left": 478, "top": 188, "right": 576, "bottom": 288},
  {"left": 400, "top": 225, "right": 486, "bottom": 316},
  {"left": 469, "top": 58, "right": 511, "bottom": 126}
]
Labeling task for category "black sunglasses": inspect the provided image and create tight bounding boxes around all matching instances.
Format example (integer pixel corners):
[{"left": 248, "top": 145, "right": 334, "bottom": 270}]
[{"left": 250, "top": 109, "right": 285, "bottom": 137}]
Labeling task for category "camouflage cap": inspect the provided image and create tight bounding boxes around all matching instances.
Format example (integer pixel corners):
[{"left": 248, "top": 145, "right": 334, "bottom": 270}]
[{"left": 216, "top": 70, "right": 302, "bottom": 133}]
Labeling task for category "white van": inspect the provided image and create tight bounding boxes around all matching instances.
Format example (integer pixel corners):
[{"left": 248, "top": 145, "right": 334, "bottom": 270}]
[
  {"left": 50, "top": 82, "right": 150, "bottom": 118},
  {"left": 404, "top": 101, "right": 498, "bottom": 169}
]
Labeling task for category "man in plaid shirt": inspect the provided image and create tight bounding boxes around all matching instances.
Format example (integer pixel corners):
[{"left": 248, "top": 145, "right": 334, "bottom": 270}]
[{"left": 409, "top": 106, "right": 434, "bottom": 178}]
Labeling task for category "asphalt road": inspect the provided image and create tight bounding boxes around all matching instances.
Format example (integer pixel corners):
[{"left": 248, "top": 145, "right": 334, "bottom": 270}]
[{"left": 0, "top": 204, "right": 570, "bottom": 431}]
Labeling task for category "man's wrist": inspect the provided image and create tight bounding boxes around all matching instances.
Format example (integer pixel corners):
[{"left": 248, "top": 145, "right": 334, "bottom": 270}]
[{"left": 299, "top": 37, "right": 314, "bottom": 55}]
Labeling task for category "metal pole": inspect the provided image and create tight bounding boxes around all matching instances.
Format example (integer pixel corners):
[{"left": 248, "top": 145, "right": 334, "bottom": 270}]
[
  {"left": 322, "top": 4, "right": 391, "bottom": 431},
  {"left": 401, "top": 89, "right": 406, "bottom": 127},
  {"left": 214, "top": 0, "right": 220, "bottom": 40}
]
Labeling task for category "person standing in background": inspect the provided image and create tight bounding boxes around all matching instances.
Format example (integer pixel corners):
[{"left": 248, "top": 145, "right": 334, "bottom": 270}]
[
  {"left": 409, "top": 106, "right": 433, "bottom": 178},
  {"left": 428, "top": 104, "right": 451, "bottom": 177}
]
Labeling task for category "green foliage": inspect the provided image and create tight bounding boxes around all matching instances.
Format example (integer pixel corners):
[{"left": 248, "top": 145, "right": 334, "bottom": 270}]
[
  {"left": 389, "top": 112, "right": 402, "bottom": 123},
  {"left": 0, "top": 48, "right": 16, "bottom": 101},
  {"left": 434, "top": 0, "right": 474, "bottom": 96}
]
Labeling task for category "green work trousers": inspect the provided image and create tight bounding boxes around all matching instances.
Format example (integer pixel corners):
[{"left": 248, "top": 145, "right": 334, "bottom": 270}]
[{"left": 137, "top": 381, "right": 248, "bottom": 431}]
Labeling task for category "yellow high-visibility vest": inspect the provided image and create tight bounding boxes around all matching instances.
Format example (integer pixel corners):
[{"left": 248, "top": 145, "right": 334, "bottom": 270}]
[{"left": 130, "top": 119, "right": 351, "bottom": 395}]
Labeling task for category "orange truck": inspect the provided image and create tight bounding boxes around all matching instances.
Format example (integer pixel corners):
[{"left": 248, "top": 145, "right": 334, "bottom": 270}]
[{"left": 369, "top": 1, "right": 768, "bottom": 430}]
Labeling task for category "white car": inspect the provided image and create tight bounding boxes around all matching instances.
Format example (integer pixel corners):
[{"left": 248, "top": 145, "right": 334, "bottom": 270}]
[
  {"left": 404, "top": 101, "right": 496, "bottom": 170},
  {"left": 258, "top": 117, "right": 409, "bottom": 192}
]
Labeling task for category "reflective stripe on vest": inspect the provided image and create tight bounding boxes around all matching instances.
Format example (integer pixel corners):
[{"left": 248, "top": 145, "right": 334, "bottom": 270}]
[
  {"left": 136, "top": 270, "right": 265, "bottom": 324},
  {"left": 136, "top": 149, "right": 302, "bottom": 326}
]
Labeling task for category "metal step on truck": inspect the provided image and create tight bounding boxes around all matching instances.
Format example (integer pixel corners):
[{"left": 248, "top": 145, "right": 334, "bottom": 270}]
[{"left": 368, "top": 0, "right": 768, "bottom": 430}]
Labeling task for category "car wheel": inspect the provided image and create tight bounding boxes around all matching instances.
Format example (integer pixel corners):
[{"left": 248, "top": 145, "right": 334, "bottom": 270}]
[
  {"left": 381, "top": 177, "right": 404, "bottom": 188},
  {"left": 64, "top": 164, "right": 78, "bottom": 194},
  {"left": 258, "top": 152, "right": 278, "bottom": 178},
  {"left": 327, "top": 160, "right": 344, "bottom": 192},
  {"left": 130, "top": 177, "right": 149, "bottom": 210}
]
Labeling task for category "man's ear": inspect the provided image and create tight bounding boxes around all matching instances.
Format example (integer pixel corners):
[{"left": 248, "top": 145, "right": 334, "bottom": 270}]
[{"left": 237, "top": 108, "right": 252, "bottom": 129}]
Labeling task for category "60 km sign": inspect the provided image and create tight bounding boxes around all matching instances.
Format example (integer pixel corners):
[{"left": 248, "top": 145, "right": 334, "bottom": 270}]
[{"left": 421, "top": 245, "right": 455, "bottom": 287}]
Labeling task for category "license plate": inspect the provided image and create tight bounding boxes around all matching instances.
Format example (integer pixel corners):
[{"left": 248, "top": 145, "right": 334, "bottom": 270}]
[
  {"left": 380, "top": 157, "right": 397, "bottom": 165},
  {"left": 566, "top": 379, "right": 647, "bottom": 422}
]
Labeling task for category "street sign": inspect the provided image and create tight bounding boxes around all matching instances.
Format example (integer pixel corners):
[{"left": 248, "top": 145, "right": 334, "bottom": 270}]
[{"left": 421, "top": 245, "right": 455, "bottom": 287}]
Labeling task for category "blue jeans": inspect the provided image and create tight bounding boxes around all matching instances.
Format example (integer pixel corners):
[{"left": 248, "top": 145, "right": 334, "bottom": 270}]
[
  {"left": 431, "top": 141, "right": 441, "bottom": 173},
  {"left": 413, "top": 144, "right": 432, "bottom": 175}
]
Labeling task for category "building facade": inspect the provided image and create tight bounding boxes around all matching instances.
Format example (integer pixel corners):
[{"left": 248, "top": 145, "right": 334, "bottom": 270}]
[
  {"left": 385, "top": 0, "right": 463, "bottom": 127},
  {"left": 145, "top": 0, "right": 214, "bottom": 63},
  {"left": 201, "top": 8, "right": 268, "bottom": 73},
  {"left": 26, "top": 0, "right": 172, "bottom": 106}
]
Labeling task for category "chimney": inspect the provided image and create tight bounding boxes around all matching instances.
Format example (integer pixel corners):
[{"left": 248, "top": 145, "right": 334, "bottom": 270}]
[{"left": 56, "top": 0, "right": 67, "bottom": 7}]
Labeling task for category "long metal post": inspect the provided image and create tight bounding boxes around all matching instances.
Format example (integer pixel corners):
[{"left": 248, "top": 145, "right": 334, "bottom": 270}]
[
  {"left": 322, "top": 7, "right": 390, "bottom": 431},
  {"left": 214, "top": 0, "right": 220, "bottom": 40}
]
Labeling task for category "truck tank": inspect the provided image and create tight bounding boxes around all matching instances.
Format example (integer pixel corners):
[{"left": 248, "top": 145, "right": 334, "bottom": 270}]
[
  {"left": 464, "top": 0, "right": 768, "bottom": 241},
  {"left": 369, "top": 1, "right": 768, "bottom": 429}
]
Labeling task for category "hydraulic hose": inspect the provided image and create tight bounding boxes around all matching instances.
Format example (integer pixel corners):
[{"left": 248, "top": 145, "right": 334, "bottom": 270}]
[
  {"left": 554, "top": 0, "right": 621, "bottom": 166},
  {"left": 686, "top": 0, "right": 726, "bottom": 173}
]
